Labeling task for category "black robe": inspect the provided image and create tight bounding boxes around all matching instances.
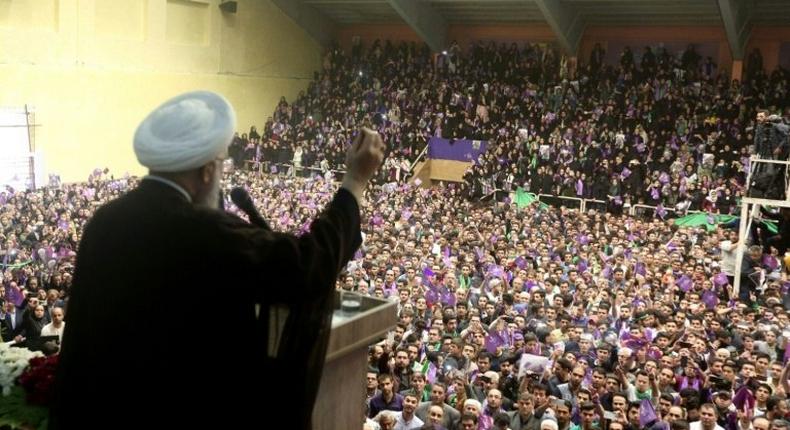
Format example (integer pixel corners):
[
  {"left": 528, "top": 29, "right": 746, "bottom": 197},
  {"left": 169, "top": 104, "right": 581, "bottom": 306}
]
[{"left": 50, "top": 179, "right": 361, "bottom": 429}]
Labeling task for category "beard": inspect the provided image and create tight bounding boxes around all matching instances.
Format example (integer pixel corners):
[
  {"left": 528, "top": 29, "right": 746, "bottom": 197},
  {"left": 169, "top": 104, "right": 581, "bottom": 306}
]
[{"left": 196, "top": 165, "right": 222, "bottom": 210}]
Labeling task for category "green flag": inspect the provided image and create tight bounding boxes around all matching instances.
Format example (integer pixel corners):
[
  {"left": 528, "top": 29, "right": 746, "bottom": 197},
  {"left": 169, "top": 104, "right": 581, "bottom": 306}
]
[
  {"left": 673, "top": 213, "right": 717, "bottom": 231},
  {"left": 673, "top": 213, "right": 778, "bottom": 234},
  {"left": 515, "top": 187, "right": 546, "bottom": 210}
]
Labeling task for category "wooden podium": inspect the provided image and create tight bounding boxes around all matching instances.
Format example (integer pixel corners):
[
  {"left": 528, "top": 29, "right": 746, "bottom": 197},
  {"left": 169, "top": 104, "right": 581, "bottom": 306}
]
[{"left": 312, "top": 292, "right": 397, "bottom": 429}]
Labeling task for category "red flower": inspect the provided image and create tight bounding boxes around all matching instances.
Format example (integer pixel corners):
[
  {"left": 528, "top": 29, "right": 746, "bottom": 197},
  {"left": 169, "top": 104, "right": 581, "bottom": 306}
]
[{"left": 18, "top": 354, "right": 59, "bottom": 406}]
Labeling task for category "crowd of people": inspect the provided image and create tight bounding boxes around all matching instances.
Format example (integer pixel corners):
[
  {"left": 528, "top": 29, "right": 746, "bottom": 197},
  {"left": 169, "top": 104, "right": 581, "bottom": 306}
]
[
  {"left": 230, "top": 39, "right": 789, "bottom": 217},
  {"left": 2, "top": 164, "right": 789, "bottom": 430},
  {"left": 1, "top": 37, "right": 790, "bottom": 430}
]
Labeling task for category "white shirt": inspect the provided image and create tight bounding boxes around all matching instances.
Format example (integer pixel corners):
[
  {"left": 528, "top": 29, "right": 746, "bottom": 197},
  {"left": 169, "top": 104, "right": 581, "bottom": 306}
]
[
  {"left": 690, "top": 421, "right": 724, "bottom": 430},
  {"left": 720, "top": 240, "right": 737, "bottom": 275},
  {"left": 394, "top": 411, "right": 424, "bottom": 430},
  {"left": 40, "top": 321, "right": 65, "bottom": 344}
]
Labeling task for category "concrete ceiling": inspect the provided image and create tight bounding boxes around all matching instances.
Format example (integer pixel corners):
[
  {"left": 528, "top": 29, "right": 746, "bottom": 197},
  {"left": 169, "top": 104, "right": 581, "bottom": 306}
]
[
  {"left": 277, "top": 0, "right": 790, "bottom": 57},
  {"left": 297, "top": 0, "right": 790, "bottom": 25}
]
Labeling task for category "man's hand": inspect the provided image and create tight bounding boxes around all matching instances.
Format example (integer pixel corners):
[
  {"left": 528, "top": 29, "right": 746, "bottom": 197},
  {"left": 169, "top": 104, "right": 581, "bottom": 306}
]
[{"left": 342, "top": 127, "right": 386, "bottom": 202}]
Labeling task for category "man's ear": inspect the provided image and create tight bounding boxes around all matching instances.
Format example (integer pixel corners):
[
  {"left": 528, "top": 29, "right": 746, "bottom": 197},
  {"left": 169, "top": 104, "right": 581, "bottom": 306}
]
[{"left": 200, "top": 161, "right": 216, "bottom": 184}]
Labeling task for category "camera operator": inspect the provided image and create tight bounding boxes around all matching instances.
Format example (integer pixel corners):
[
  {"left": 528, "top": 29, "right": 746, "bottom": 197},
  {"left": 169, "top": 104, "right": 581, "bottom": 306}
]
[
  {"left": 751, "top": 110, "right": 789, "bottom": 199},
  {"left": 757, "top": 111, "right": 790, "bottom": 159}
]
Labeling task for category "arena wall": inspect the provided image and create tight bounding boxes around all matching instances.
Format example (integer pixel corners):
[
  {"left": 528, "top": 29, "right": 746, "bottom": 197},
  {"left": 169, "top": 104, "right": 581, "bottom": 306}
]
[
  {"left": 338, "top": 23, "right": 790, "bottom": 81},
  {"left": 747, "top": 26, "right": 790, "bottom": 73},
  {"left": 336, "top": 23, "right": 557, "bottom": 52},
  {"left": 0, "top": 0, "right": 321, "bottom": 181}
]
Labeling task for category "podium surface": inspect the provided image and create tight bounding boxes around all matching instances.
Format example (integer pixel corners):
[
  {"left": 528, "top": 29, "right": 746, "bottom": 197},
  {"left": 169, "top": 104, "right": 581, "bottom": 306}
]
[{"left": 312, "top": 292, "right": 397, "bottom": 429}]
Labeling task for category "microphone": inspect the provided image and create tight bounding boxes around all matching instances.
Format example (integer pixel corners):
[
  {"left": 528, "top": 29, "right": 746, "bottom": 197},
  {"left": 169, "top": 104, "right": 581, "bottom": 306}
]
[{"left": 230, "top": 187, "right": 270, "bottom": 231}]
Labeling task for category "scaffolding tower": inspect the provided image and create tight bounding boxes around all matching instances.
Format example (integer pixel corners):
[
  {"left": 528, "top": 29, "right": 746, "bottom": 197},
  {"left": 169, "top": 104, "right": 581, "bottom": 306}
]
[{"left": 732, "top": 156, "right": 790, "bottom": 298}]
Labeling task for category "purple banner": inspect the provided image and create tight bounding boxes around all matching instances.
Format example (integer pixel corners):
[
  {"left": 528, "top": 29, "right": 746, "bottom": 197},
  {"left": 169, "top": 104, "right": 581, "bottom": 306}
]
[{"left": 427, "top": 137, "right": 488, "bottom": 163}]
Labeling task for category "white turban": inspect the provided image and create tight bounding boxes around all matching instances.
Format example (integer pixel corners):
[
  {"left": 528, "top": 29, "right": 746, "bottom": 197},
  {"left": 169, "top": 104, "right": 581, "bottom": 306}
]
[{"left": 134, "top": 91, "right": 236, "bottom": 172}]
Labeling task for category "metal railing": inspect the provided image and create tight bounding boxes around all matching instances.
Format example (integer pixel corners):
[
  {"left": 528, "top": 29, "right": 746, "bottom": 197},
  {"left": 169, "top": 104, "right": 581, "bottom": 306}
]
[
  {"left": 487, "top": 188, "right": 737, "bottom": 219},
  {"left": 243, "top": 160, "right": 347, "bottom": 177},
  {"left": 537, "top": 194, "right": 583, "bottom": 210},
  {"left": 585, "top": 199, "right": 607, "bottom": 213},
  {"left": 409, "top": 144, "right": 430, "bottom": 172}
]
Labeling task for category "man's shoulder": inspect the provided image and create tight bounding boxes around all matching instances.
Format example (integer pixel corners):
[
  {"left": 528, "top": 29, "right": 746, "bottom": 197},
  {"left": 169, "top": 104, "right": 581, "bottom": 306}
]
[
  {"left": 442, "top": 403, "right": 459, "bottom": 416},
  {"left": 416, "top": 401, "right": 431, "bottom": 411}
]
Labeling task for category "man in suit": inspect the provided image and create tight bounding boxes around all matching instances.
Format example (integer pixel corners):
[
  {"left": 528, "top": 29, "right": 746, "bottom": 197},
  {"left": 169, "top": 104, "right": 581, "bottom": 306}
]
[
  {"left": 0, "top": 300, "right": 24, "bottom": 341},
  {"left": 415, "top": 382, "right": 461, "bottom": 429},
  {"left": 50, "top": 91, "right": 385, "bottom": 429}
]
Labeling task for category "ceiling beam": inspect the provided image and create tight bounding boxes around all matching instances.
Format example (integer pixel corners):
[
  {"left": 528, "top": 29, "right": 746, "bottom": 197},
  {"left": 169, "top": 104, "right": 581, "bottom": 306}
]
[
  {"left": 385, "top": 0, "right": 448, "bottom": 52},
  {"left": 269, "top": 0, "right": 336, "bottom": 47},
  {"left": 717, "top": 0, "right": 752, "bottom": 60},
  {"left": 533, "top": 0, "right": 584, "bottom": 56}
]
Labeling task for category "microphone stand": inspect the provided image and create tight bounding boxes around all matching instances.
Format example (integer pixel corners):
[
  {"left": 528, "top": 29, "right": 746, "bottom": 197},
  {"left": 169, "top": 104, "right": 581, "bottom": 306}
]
[{"left": 230, "top": 187, "right": 331, "bottom": 428}]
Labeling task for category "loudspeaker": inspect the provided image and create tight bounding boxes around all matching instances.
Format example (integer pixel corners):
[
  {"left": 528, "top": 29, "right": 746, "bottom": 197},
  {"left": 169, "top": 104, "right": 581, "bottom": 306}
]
[{"left": 219, "top": 1, "right": 237, "bottom": 13}]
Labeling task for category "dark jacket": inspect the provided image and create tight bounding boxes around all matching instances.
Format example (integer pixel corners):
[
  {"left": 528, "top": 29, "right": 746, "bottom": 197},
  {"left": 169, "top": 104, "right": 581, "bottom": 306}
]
[{"left": 50, "top": 179, "right": 361, "bottom": 429}]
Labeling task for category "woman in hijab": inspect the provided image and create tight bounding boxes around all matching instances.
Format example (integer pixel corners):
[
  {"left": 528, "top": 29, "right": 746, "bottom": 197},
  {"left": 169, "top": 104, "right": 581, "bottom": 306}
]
[{"left": 16, "top": 304, "right": 47, "bottom": 351}]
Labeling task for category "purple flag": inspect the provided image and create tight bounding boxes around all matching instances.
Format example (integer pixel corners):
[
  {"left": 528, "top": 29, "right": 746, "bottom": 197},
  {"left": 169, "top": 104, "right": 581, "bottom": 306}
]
[
  {"left": 635, "top": 262, "right": 646, "bottom": 276},
  {"left": 621, "top": 168, "right": 632, "bottom": 179},
  {"left": 575, "top": 179, "right": 584, "bottom": 196},
  {"left": 601, "top": 264, "right": 612, "bottom": 279},
  {"left": 659, "top": 172, "right": 670, "bottom": 184},
  {"left": 713, "top": 272, "right": 729, "bottom": 287},
  {"left": 425, "top": 288, "right": 439, "bottom": 305},
  {"left": 5, "top": 284, "right": 23, "bottom": 307},
  {"left": 426, "top": 362, "right": 438, "bottom": 384},
  {"left": 651, "top": 187, "right": 660, "bottom": 201},
  {"left": 474, "top": 246, "right": 485, "bottom": 261},
  {"left": 485, "top": 331, "right": 509, "bottom": 354},
  {"left": 677, "top": 275, "right": 692, "bottom": 292},
  {"left": 763, "top": 255, "right": 779, "bottom": 271},
  {"left": 488, "top": 265, "right": 505, "bottom": 278},
  {"left": 656, "top": 204, "right": 667, "bottom": 219},
  {"left": 423, "top": 267, "right": 435, "bottom": 278},
  {"left": 733, "top": 385, "right": 755, "bottom": 410},
  {"left": 625, "top": 337, "right": 649, "bottom": 350},
  {"left": 639, "top": 399, "right": 659, "bottom": 427},
  {"left": 441, "top": 289, "right": 457, "bottom": 307},
  {"left": 646, "top": 347, "right": 663, "bottom": 361},
  {"left": 702, "top": 290, "right": 719, "bottom": 309},
  {"left": 515, "top": 256, "right": 527, "bottom": 269}
]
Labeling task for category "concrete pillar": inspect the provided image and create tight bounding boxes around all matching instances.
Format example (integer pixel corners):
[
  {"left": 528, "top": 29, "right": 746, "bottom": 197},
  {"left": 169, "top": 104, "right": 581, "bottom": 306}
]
[
  {"left": 569, "top": 56, "right": 578, "bottom": 80},
  {"left": 731, "top": 60, "right": 743, "bottom": 81}
]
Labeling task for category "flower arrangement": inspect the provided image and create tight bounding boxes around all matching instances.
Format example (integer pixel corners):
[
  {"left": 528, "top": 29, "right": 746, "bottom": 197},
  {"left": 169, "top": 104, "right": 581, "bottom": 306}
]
[
  {"left": 0, "top": 344, "right": 43, "bottom": 396},
  {"left": 0, "top": 343, "right": 55, "bottom": 430}
]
